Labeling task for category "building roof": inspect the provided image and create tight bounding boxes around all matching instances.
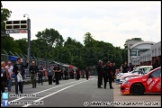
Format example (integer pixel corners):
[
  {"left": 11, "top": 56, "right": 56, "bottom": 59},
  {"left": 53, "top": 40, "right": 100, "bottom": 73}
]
[{"left": 130, "top": 41, "right": 155, "bottom": 49}]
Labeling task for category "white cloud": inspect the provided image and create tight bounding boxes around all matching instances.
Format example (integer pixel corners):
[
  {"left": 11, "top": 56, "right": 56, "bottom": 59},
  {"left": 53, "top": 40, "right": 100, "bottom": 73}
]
[{"left": 2, "top": 1, "right": 161, "bottom": 48}]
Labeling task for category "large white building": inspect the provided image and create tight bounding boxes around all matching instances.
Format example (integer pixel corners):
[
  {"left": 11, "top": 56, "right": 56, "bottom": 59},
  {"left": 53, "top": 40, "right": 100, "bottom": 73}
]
[
  {"left": 126, "top": 40, "right": 155, "bottom": 64},
  {"left": 131, "top": 41, "right": 161, "bottom": 66}
]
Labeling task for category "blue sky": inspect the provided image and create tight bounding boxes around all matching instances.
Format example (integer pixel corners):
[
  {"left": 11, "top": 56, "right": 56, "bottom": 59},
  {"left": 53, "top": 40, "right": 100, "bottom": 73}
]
[{"left": 2, "top": 1, "right": 161, "bottom": 48}]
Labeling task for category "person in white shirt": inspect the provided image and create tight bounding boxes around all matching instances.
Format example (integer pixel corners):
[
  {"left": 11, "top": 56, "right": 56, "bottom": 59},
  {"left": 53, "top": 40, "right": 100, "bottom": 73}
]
[{"left": 5, "top": 60, "right": 14, "bottom": 92}]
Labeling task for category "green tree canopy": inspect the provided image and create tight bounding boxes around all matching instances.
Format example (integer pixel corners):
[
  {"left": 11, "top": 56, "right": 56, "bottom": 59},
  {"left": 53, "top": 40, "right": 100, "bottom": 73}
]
[
  {"left": 36, "top": 28, "right": 64, "bottom": 48},
  {"left": 1, "top": 2, "right": 12, "bottom": 32},
  {"left": 1, "top": 36, "right": 22, "bottom": 54},
  {"left": 83, "top": 32, "right": 96, "bottom": 47},
  {"left": 124, "top": 37, "right": 143, "bottom": 49},
  {"left": 15, "top": 38, "right": 28, "bottom": 55}
]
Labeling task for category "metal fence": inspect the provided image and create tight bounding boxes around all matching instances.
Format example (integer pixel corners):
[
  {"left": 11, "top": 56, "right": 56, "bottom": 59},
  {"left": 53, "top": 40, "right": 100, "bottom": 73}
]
[
  {"left": 1, "top": 51, "right": 54, "bottom": 77},
  {"left": 1, "top": 51, "right": 96, "bottom": 77}
]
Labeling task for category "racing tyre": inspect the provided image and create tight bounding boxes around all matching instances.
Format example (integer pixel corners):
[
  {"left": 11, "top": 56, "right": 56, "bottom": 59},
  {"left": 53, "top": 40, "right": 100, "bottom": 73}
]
[{"left": 131, "top": 83, "right": 144, "bottom": 95}]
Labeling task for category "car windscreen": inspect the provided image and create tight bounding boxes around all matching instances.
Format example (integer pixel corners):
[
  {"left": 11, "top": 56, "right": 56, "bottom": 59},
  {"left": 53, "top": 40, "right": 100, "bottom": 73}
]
[
  {"left": 144, "top": 67, "right": 152, "bottom": 74},
  {"left": 132, "top": 67, "right": 152, "bottom": 74}
]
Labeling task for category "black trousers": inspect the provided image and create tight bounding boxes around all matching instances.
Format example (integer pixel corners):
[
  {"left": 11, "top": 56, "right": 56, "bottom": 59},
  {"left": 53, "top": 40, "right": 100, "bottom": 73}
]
[
  {"left": 61, "top": 73, "right": 63, "bottom": 79},
  {"left": 48, "top": 76, "right": 52, "bottom": 85},
  {"left": 98, "top": 74, "right": 102, "bottom": 87},
  {"left": 15, "top": 77, "right": 23, "bottom": 94},
  {"left": 72, "top": 74, "right": 74, "bottom": 79},
  {"left": 86, "top": 74, "right": 89, "bottom": 80},
  {"left": 76, "top": 73, "right": 80, "bottom": 80},
  {"left": 55, "top": 72, "right": 60, "bottom": 84},
  {"left": 59, "top": 72, "right": 61, "bottom": 80},
  {"left": 64, "top": 73, "right": 67, "bottom": 80},
  {"left": 15, "top": 82, "right": 23, "bottom": 94},
  {"left": 104, "top": 74, "right": 113, "bottom": 88},
  {"left": 1, "top": 82, "right": 6, "bottom": 93},
  {"left": 1, "top": 82, "right": 6, "bottom": 98},
  {"left": 38, "top": 75, "right": 43, "bottom": 84}
]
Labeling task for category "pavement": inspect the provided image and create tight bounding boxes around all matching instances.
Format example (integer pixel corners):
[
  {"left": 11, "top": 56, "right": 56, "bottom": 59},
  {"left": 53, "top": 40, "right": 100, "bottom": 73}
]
[{"left": 1, "top": 76, "right": 161, "bottom": 107}]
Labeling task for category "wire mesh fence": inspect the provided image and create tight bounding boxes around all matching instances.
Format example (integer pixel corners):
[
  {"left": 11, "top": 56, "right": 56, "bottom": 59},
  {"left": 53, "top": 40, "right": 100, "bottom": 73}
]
[{"left": 1, "top": 52, "right": 54, "bottom": 77}]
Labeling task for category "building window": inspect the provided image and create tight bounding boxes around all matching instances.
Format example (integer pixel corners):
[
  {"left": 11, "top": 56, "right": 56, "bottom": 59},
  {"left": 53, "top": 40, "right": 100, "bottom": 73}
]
[{"left": 130, "top": 50, "right": 137, "bottom": 56}]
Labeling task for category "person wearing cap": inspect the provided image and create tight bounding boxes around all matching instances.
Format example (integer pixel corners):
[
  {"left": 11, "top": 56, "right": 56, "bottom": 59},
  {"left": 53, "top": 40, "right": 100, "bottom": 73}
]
[{"left": 29, "top": 61, "right": 38, "bottom": 88}]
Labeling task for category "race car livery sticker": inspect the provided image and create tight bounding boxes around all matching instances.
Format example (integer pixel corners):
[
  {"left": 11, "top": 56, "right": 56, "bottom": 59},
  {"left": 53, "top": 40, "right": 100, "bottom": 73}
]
[
  {"left": 155, "top": 82, "right": 161, "bottom": 90},
  {"left": 148, "top": 79, "right": 158, "bottom": 90},
  {"left": 147, "top": 78, "right": 152, "bottom": 85},
  {"left": 142, "top": 78, "right": 147, "bottom": 81},
  {"left": 148, "top": 81, "right": 156, "bottom": 90}
]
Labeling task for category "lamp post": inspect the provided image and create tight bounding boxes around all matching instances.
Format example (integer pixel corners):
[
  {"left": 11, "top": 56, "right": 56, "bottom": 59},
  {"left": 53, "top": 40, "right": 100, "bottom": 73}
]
[{"left": 23, "top": 14, "right": 31, "bottom": 69}]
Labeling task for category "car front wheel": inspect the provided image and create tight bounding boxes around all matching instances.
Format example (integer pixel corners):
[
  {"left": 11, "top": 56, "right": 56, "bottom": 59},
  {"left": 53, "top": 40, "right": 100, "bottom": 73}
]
[{"left": 131, "top": 83, "right": 144, "bottom": 95}]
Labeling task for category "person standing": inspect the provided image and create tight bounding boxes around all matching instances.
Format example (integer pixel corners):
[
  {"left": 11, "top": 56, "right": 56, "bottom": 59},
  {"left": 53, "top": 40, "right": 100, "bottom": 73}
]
[
  {"left": 47, "top": 65, "right": 53, "bottom": 85},
  {"left": 76, "top": 68, "right": 80, "bottom": 80},
  {"left": 53, "top": 64, "right": 61, "bottom": 85},
  {"left": 122, "top": 62, "right": 128, "bottom": 73},
  {"left": 59, "top": 69, "right": 63, "bottom": 80},
  {"left": 104, "top": 61, "right": 114, "bottom": 89},
  {"left": 71, "top": 69, "right": 74, "bottom": 79},
  {"left": 43, "top": 66, "right": 47, "bottom": 82},
  {"left": 61, "top": 69, "right": 64, "bottom": 80},
  {"left": 128, "top": 63, "right": 134, "bottom": 72},
  {"left": 70, "top": 69, "right": 72, "bottom": 79},
  {"left": 85, "top": 67, "right": 89, "bottom": 80},
  {"left": 112, "top": 63, "right": 116, "bottom": 82},
  {"left": 82, "top": 70, "right": 85, "bottom": 78},
  {"left": 97, "top": 60, "right": 103, "bottom": 88},
  {"left": 5, "top": 60, "right": 13, "bottom": 92},
  {"left": 152, "top": 59, "right": 160, "bottom": 69},
  {"left": 1, "top": 61, "right": 9, "bottom": 94},
  {"left": 64, "top": 67, "right": 68, "bottom": 80},
  {"left": 38, "top": 64, "right": 44, "bottom": 85},
  {"left": 13, "top": 58, "right": 28, "bottom": 94},
  {"left": 29, "top": 61, "right": 38, "bottom": 88}
]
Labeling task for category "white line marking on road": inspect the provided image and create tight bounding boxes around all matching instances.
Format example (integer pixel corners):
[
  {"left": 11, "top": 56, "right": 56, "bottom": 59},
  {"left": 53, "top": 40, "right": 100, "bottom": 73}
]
[
  {"left": 22, "top": 78, "right": 95, "bottom": 107},
  {"left": 9, "top": 79, "right": 89, "bottom": 103}
]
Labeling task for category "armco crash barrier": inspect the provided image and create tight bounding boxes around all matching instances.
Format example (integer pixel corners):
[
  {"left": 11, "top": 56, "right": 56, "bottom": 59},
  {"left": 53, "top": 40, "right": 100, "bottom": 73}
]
[{"left": 11, "top": 77, "right": 48, "bottom": 85}]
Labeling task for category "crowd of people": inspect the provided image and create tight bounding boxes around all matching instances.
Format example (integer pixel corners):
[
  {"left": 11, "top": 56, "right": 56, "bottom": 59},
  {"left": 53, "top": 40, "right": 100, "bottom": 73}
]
[
  {"left": 1, "top": 58, "right": 90, "bottom": 95},
  {"left": 96, "top": 58, "right": 161, "bottom": 89},
  {"left": 1, "top": 57, "right": 160, "bottom": 95},
  {"left": 96, "top": 60, "right": 116, "bottom": 89}
]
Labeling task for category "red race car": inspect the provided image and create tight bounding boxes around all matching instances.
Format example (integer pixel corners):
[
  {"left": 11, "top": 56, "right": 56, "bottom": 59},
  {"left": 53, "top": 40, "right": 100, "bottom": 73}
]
[{"left": 120, "top": 67, "right": 161, "bottom": 95}]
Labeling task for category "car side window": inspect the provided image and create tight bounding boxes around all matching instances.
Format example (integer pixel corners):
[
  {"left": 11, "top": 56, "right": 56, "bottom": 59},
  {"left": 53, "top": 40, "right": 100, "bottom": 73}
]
[{"left": 150, "top": 69, "right": 161, "bottom": 78}]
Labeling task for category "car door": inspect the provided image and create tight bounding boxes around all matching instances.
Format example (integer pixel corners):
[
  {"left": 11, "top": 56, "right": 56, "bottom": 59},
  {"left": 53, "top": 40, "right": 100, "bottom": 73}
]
[{"left": 146, "top": 68, "right": 161, "bottom": 93}]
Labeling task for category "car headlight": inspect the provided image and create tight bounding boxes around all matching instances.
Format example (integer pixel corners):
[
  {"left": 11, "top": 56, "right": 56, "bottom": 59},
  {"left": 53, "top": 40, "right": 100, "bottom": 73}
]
[
  {"left": 122, "top": 80, "right": 130, "bottom": 84},
  {"left": 125, "top": 77, "right": 130, "bottom": 80}
]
